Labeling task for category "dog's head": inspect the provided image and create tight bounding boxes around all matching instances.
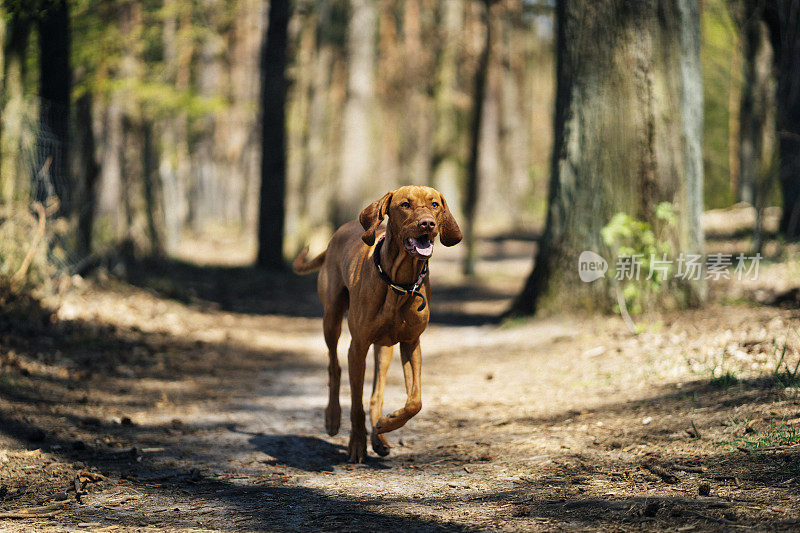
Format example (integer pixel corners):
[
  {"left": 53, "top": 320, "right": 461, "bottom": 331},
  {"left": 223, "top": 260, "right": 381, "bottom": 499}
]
[{"left": 359, "top": 186, "right": 462, "bottom": 257}]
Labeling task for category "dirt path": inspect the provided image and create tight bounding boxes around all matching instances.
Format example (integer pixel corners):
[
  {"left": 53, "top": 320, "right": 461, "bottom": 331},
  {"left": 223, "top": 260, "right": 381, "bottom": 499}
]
[{"left": 1, "top": 252, "right": 800, "bottom": 531}]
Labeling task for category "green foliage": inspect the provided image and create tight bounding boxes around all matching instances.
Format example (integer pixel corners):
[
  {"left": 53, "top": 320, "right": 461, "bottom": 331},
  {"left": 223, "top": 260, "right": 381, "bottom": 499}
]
[
  {"left": 601, "top": 202, "right": 676, "bottom": 316},
  {"left": 727, "top": 420, "right": 800, "bottom": 450},
  {"left": 70, "top": 0, "right": 232, "bottom": 120},
  {"left": 2, "top": 0, "right": 59, "bottom": 22}
]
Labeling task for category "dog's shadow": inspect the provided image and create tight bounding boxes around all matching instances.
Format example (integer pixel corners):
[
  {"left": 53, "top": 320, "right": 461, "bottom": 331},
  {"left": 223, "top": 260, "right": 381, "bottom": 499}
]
[{"left": 230, "top": 427, "right": 391, "bottom": 472}]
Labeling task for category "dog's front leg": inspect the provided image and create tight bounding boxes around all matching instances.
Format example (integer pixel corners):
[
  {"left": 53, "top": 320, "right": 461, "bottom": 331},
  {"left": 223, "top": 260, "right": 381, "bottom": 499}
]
[
  {"left": 375, "top": 338, "right": 422, "bottom": 434},
  {"left": 347, "top": 338, "right": 369, "bottom": 463},
  {"left": 370, "top": 344, "right": 393, "bottom": 456}
]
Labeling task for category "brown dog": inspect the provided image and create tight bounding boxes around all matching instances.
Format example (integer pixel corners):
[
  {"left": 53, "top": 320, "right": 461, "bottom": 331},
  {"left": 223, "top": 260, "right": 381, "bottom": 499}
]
[{"left": 292, "top": 185, "right": 462, "bottom": 462}]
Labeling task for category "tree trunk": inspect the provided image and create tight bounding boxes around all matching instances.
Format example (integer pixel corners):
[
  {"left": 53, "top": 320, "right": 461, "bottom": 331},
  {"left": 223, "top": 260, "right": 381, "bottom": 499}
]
[
  {"left": 303, "top": 0, "right": 340, "bottom": 243},
  {"left": 402, "top": 0, "right": 434, "bottom": 186},
  {"left": 770, "top": 0, "right": 800, "bottom": 239},
  {"left": 334, "top": 0, "right": 376, "bottom": 225},
  {"left": 256, "top": 0, "right": 289, "bottom": 269},
  {"left": 432, "top": 0, "right": 465, "bottom": 216},
  {"left": 159, "top": 0, "right": 193, "bottom": 252},
  {"left": 1, "top": 14, "right": 31, "bottom": 203},
  {"left": 462, "top": 0, "right": 491, "bottom": 276},
  {"left": 285, "top": 7, "right": 316, "bottom": 254},
  {"left": 142, "top": 121, "right": 164, "bottom": 257},
  {"left": 738, "top": 0, "right": 776, "bottom": 207},
  {"left": 37, "top": 0, "right": 72, "bottom": 214},
  {"left": 0, "top": 7, "right": 5, "bottom": 180},
  {"left": 376, "top": 0, "right": 402, "bottom": 191},
  {"left": 510, "top": 0, "right": 705, "bottom": 316},
  {"left": 75, "top": 93, "right": 100, "bottom": 258},
  {"left": 499, "top": 3, "right": 531, "bottom": 229}
]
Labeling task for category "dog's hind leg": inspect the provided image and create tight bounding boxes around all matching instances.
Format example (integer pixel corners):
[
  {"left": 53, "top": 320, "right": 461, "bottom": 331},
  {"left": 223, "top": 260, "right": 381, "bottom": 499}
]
[
  {"left": 347, "top": 337, "right": 370, "bottom": 462},
  {"left": 369, "top": 344, "right": 393, "bottom": 456},
  {"left": 322, "top": 287, "right": 347, "bottom": 436}
]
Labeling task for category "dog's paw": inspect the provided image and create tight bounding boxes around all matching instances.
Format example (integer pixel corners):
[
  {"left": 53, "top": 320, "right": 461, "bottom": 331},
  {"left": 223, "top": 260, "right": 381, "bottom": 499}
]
[
  {"left": 371, "top": 432, "right": 391, "bottom": 457},
  {"left": 325, "top": 404, "right": 341, "bottom": 436},
  {"left": 348, "top": 433, "right": 368, "bottom": 463}
]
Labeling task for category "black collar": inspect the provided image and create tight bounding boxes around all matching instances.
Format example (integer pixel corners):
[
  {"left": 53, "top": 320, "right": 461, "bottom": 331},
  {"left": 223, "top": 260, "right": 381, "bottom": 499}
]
[{"left": 373, "top": 235, "right": 429, "bottom": 312}]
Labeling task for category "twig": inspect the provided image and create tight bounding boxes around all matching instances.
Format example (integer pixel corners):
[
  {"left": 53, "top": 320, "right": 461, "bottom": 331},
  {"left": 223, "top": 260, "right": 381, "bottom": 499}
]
[
  {"left": 0, "top": 510, "right": 62, "bottom": 519},
  {"left": 615, "top": 284, "right": 638, "bottom": 335},
  {"left": 738, "top": 444, "right": 800, "bottom": 452}
]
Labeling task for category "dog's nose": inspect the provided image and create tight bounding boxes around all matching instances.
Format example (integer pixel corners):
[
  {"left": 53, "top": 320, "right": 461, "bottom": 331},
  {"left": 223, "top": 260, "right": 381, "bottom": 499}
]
[{"left": 418, "top": 217, "right": 436, "bottom": 231}]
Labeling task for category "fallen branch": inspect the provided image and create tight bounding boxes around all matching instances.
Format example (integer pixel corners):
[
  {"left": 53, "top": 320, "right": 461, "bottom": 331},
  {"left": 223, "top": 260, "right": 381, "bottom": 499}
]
[
  {"left": 643, "top": 462, "right": 680, "bottom": 484},
  {"left": 10, "top": 202, "right": 47, "bottom": 287}
]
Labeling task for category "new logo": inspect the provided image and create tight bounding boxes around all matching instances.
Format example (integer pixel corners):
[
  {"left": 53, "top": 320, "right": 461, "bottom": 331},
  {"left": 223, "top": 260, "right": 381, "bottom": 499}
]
[{"left": 578, "top": 251, "right": 607, "bottom": 282}]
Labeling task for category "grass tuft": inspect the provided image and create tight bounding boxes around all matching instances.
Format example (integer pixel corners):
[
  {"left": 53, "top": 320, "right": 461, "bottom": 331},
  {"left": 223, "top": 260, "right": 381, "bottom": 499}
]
[
  {"left": 728, "top": 421, "right": 800, "bottom": 450},
  {"left": 709, "top": 370, "right": 739, "bottom": 389}
]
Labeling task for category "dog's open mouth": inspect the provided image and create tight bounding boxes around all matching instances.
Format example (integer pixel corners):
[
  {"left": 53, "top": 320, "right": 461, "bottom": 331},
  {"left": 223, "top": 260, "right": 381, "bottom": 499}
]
[{"left": 405, "top": 234, "right": 434, "bottom": 257}]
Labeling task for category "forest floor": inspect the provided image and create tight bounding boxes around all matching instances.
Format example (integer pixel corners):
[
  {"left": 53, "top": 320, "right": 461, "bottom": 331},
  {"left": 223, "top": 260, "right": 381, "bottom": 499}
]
[{"left": 1, "top": 233, "right": 800, "bottom": 532}]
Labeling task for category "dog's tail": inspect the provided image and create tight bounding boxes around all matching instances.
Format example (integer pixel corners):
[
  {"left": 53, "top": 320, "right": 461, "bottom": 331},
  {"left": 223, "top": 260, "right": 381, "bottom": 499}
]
[{"left": 292, "top": 246, "right": 326, "bottom": 275}]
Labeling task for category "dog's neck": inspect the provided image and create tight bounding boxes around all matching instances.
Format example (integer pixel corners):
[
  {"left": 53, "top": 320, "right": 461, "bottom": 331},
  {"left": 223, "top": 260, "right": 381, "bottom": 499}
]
[{"left": 380, "top": 227, "right": 427, "bottom": 286}]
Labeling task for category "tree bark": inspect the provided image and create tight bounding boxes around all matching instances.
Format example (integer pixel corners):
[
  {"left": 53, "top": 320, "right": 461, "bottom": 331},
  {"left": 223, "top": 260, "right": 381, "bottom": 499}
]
[
  {"left": 334, "top": 0, "right": 376, "bottom": 225},
  {"left": 1, "top": 13, "right": 31, "bottom": 203},
  {"left": 462, "top": 0, "right": 492, "bottom": 276},
  {"left": 75, "top": 93, "right": 100, "bottom": 258},
  {"left": 769, "top": 0, "right": 800, "bottom": 239},
  {"left": 432, "top": 0, "right": 465, "bottom": 215},
  {"left": 37, "top": 0, "right": 72, "bottom": 214},
  {"left": 159, "top": 0, "right": 193, "bottom": 252},
  {"left": 510, "top": 0, "right": 705, "bottom": 316},
  {"left": 256, "top": 0, "right": 289, "bottom": 269},
  {"left": 739, "top": 0, "right": 776, "bottom": 207}
]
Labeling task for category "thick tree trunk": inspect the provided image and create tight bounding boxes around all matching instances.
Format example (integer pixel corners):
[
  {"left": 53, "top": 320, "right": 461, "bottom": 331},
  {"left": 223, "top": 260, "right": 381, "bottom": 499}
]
[
  {"left": 462, "top": 0, "right": 491, "bottom": 276},
  {"left": 37, "top": 0, "right": 72, "bottom": 214},
  {"left": 510, "top": 0, "right": 705, "bottom": 316},
  {"left": 334, "top": 0, "right": 376, "bottom": 225},
  {"left": 739, "top": 0, "right": 776, "bottom": 207},
  {"left": 256, "top": 0, "right": 289, "bottom": 269},
  {"left": 770, "top": 0, "right": 800, "bottom": 239}
]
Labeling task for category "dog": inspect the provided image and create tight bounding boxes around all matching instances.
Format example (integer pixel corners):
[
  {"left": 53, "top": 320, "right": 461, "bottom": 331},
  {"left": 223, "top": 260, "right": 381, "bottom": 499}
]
[{"left": 292, "top": 185, "right": 462, "bottom": 462}]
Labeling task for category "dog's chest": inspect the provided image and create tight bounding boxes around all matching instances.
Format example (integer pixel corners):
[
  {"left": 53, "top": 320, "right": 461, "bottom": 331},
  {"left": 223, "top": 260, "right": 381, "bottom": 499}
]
[{"left": 373, "top": 299, "right": 429, "bottom": 345}]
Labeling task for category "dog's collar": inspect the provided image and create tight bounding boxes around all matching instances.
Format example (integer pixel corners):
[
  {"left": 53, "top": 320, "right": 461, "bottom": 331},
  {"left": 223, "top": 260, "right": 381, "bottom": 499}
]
[{"left": 373, "top": 234, "right": 428, "bottom": 312}]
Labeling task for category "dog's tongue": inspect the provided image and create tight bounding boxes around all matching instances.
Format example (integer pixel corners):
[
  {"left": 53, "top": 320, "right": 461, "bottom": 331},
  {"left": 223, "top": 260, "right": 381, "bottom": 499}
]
[{"left": 411, "top": 237, "right": 433, "bottom": 257}]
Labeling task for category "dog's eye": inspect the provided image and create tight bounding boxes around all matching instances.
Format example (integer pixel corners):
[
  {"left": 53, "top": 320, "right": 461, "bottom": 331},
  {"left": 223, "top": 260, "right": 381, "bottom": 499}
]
[
  {"left": 400, "top": 201, "right": 411, "bottom": 208},
  {"left": 431, "top": 201, "right": 439, "bottom": 208}
]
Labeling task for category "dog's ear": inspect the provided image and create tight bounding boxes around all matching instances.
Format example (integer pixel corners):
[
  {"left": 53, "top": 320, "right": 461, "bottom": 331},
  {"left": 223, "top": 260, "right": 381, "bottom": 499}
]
[
  {"left": 437, "top": 193, "right": 462, "bottom": 247},
  {"left": 359, "top": 191, "right": 393, "bottom": 246}
]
